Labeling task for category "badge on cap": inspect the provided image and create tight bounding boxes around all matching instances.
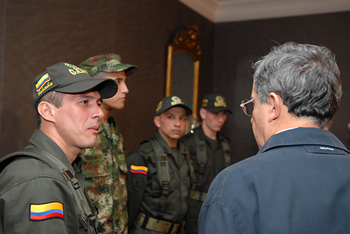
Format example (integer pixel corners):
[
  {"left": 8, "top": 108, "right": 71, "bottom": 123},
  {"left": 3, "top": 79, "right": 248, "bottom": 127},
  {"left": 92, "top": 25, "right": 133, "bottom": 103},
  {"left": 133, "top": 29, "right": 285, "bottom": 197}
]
[
  {"left": 171, "top": 96, "right": 183, "bottom": 106},
  {"left": 35, "top": 73, "right": 53, "bottom": 96},
  {"left": 214, "top": 96, "right": 227, "bottom": 108},
  {"left": 130, "top": 165, "right": 148, "bottom": 175},
  {"left": 64, "top": 63, "right": 89, "bottom": 75},
  {"left": 30, "top": 202, "right": 64, "bottom": 221},
  {"left": 156, "top": 101, "right": 163, "bottom": 113},
  {"left": 202, "top": 99, "right": 208, "bottom": 107},
  {"left": 64, "top": 63, "right": 81, "bottom": 70}
]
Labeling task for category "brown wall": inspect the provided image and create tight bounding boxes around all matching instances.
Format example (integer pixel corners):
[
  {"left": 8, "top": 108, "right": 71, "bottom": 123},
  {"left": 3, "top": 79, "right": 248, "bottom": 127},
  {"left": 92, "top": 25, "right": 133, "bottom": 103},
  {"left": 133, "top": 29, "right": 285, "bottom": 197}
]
[
  {"left": 214, "top": 11, "right": 350, "bottom": 163},
  {"left": 1, "top": 0, "right": 350, "bottom": 164},
  {"left": 0, "top": 0, "right": 215, "bottom": 157}
]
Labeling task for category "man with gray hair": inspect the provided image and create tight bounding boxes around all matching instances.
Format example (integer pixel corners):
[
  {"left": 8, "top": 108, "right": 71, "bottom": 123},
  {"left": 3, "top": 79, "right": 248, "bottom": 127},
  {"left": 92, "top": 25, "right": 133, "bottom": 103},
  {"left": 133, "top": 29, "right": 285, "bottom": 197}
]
[{"left": 199, "top": 42, "right": 350, "bottom": 233}]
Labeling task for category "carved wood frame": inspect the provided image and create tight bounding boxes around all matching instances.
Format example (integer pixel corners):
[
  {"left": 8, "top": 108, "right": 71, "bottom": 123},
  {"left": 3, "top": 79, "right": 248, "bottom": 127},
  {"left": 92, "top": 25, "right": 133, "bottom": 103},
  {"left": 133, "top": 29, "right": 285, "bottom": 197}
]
[{"left": 166, "top": 25, "right": 201, "bottom": 118}]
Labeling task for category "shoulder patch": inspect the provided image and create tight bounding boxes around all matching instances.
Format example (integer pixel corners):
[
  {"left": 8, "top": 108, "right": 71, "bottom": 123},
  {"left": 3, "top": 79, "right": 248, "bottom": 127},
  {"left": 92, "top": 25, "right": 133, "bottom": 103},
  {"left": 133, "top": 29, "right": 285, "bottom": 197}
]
[
  {"left": 30, "top": 201, "right": 64, "bottom": 221},
  {"left": 130, "top": 165, "right": 148, "bottom": 175}
]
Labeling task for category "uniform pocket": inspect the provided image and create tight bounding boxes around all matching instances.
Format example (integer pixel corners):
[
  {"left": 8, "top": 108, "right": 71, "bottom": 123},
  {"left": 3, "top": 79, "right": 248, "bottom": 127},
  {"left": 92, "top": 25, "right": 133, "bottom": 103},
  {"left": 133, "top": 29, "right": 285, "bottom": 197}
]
[
  {"left": 80, "top": 153, "right": 110, "bottom": 178},
  {"left": 117, "top": 154, "right": 128, "bottom": 174}
]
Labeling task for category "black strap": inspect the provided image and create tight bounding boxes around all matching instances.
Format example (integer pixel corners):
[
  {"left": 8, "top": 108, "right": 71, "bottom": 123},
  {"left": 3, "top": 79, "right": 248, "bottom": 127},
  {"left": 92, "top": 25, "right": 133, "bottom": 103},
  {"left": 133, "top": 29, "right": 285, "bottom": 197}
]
[
  {"left": 221, "top": 137, "right": 231, "bottom": 167},
  {"left": 148, "top": 139, "right": 170, "bottom": 216},
  {"left": 193, "top": 130, "right": 207, "bottom": 188},
  {"left": 0, "top": 146, "right": 97, "bottom": 233},
  {"left": 147, "top": 138, "right": 195, "bottom": 216}
]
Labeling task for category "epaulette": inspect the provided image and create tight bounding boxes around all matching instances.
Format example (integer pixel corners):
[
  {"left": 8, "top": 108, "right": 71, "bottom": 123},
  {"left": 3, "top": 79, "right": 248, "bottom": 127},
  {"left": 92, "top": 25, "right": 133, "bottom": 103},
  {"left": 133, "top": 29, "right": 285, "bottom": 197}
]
[{"left": 139, "top": 140, "right": 153, "bottom": 154}]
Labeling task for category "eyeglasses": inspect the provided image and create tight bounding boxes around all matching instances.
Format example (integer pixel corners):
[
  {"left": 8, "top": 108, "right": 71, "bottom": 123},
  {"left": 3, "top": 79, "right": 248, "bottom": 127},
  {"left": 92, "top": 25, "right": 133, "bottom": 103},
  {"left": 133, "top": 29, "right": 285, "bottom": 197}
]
[{"left": 240, "top": 96, "right": 259, "bottom": 116}]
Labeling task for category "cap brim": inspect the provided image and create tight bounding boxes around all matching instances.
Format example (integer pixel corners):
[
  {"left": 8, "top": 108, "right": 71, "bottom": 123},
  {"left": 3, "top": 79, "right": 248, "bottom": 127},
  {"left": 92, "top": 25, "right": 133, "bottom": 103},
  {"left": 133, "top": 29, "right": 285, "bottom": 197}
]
[
  {"left": 55, "top": 79, "right": 118, "bottom": 99},
  {"left": 179, "top": 104, "right": 193, "bottom": 116},
  {"left": 205, "top": 106, "right": 232, "bottom": 114},
  {"left": 158, "top": 104, "right": 193, "bottom": 116},
  {"left": 124, "top": 65, "right": 137, "bottom": 76},
  {"left": 101, "top": 64, "right": 137, "bottom": 77}
]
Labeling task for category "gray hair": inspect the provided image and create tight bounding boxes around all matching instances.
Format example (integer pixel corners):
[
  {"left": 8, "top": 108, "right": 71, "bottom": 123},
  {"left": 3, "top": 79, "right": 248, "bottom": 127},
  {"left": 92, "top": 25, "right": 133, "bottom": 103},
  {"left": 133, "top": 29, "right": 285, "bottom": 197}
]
[
  {"left": 36, "top": 91, "right": 65, "bottom": 127},
  {"left": 253, "top": 42, "right": 342, "bottom": 128}
]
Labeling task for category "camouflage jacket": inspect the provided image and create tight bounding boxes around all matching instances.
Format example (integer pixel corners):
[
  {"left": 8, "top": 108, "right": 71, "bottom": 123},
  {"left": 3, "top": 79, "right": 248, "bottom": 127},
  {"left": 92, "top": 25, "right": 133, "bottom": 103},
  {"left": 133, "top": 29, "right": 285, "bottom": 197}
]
[{"left": 79, "top": 117, "right": 128, "bottom": 234}]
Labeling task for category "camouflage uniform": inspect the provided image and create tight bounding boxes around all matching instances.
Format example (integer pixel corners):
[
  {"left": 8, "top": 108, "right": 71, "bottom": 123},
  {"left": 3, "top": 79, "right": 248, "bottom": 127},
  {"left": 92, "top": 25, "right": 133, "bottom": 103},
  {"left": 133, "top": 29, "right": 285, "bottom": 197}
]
[
  {"left": 79, "top": 117, "right": 128, "bottom": 234},
  {"left": 78, "top": 53, "right": 137, "bottom": 233},
  {"left": 80, "top": 54, "right": 137, "bottom": 77}
]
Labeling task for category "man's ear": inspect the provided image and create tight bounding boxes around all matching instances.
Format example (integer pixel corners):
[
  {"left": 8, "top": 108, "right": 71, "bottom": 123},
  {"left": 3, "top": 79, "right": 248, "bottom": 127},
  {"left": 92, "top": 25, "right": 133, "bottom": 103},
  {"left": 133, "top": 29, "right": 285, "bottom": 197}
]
[
  {"left": 199, "top": 108, "right": 206, "bottom": 120},
  {"left": 154, "top": 116, "right": 160, "bottom": 128},
  {"left": 37, "top": 101, "right": 56, "bottom": 123},
  {"left": 267, "top": 92, "right": 283, "bottom": 123}
]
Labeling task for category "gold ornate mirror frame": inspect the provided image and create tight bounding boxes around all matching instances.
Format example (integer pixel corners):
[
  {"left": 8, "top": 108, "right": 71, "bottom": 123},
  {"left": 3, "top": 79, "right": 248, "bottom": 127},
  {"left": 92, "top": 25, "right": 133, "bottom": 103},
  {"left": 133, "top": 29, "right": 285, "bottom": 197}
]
[{"left": 166, "top": 25, "right": 201, "bottom": 119}]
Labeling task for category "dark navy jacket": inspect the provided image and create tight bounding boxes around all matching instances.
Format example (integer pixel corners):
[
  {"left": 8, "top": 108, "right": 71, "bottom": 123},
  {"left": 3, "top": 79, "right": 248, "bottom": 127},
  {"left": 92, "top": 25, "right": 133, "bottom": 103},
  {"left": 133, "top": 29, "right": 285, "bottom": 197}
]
[{"left": 199, "top": 128, "right": 350, "bottom": 234}]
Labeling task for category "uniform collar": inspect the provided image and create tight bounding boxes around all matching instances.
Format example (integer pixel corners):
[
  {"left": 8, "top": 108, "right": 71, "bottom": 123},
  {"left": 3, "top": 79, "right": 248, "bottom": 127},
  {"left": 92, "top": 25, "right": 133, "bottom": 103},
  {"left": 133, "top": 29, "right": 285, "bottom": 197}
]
[
  {"left": 259, "top": 127, "right": 350, "bottom": 154},
  {"left": 155, "top": 131, "right": 188, "bottom": 155},
  {"left": 99, "top": 116, "right": 117, "bottom": 133},
  {"left": 197, "top": 125, "right": 224, "bottom": 142},
  {"left": 28, "top": 129, "right": 75, "bottom": 173}
]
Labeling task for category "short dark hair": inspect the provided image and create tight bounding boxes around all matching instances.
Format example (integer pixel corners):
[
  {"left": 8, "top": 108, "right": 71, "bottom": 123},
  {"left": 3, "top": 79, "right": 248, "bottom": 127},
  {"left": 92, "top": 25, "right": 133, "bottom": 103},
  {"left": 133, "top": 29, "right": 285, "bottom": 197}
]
[
  {"left": 253, "top": 42, "right": 342, "bottom": 128},
  {"left": 36, "top": 91, "right": 65, "bottom": 127}
]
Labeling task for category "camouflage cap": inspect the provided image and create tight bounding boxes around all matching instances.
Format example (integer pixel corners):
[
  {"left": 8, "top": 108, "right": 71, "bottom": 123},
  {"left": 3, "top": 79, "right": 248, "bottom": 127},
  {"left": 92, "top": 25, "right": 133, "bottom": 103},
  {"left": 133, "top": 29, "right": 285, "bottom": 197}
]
[
  {"left": 156, "top": 96, "right": 192, "bottom": 116},
  {"left": 201, "top": 93, "right": 232, "bottom": 114},
  {"left": 33, "top": 62, "right": 118, "bottom": 107},
  {"left": 79, "top": 53, "right": 137, "bottom": 77}
]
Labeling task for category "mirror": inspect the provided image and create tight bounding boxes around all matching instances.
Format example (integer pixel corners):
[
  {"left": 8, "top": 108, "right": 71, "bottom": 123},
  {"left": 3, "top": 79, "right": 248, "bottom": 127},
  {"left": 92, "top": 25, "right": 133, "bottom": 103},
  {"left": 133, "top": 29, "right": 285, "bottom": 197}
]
[{"left": 166, "top": 25, "right": 201, "bottom": 132}]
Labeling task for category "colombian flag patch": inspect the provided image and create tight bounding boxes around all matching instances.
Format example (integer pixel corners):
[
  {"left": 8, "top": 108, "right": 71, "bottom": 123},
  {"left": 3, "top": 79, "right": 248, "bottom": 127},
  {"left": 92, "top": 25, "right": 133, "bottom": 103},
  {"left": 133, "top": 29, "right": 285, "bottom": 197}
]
[
  {"left": 30, "top": 202, "right": 64, "bottom": 221},
  {"left": 130, "top": 165, "right": 148, "bottom": 175}
]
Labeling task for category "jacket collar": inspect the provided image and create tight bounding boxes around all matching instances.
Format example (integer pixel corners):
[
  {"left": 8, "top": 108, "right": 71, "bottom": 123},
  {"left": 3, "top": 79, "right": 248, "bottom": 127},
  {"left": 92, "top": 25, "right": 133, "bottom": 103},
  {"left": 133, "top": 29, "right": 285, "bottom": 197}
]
[
  {"left": 98, "top": 116, "right": 117, "bottom": 133},
  {"left": 155, "top": 131, "right": 189, "bottom": 155},
  {"left": 28, "top": 129, "right": 75, "bottom": 173},
  {"left": 259, "top": 127, "right": 350, "bottom": 154},
  {"left": 197, "top": 125, "right": 225, "bottom": 142}
]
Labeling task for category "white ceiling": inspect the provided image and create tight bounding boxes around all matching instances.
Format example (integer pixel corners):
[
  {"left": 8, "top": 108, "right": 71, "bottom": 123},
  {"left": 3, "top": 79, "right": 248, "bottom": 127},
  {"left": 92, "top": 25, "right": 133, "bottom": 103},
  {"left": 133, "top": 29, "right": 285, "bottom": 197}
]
[{"left": 180, "top": 0, "right": 350, "bottom": 23}]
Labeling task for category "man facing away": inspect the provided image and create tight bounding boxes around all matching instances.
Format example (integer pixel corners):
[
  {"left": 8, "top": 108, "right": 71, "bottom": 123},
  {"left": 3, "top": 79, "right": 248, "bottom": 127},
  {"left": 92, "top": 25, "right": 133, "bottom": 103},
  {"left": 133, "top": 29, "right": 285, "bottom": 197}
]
[
  {"left": 126, "top": 96, "right": 195, "bottom": 234},
  {"left": 181, "top": 93, "right": 232, "bottom": 233},
  {"left": 199, "top": 42, "right": 350, "bottom": 233},
  {"left": 0, "top": 62, "right": 118, "bottom": 233},
  {"left": 78, "top": 54, "right": 137, "bottom": 234}
]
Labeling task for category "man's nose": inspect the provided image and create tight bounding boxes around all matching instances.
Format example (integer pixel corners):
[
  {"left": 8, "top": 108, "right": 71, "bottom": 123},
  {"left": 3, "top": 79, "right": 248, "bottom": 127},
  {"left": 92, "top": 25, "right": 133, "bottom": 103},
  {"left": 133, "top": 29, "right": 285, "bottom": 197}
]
[
  {"left": 94, "top": 104, "right": 104, "bottom": 119},
  {"left": 121, "top": 82, "right": 129, "bottom": 94}
]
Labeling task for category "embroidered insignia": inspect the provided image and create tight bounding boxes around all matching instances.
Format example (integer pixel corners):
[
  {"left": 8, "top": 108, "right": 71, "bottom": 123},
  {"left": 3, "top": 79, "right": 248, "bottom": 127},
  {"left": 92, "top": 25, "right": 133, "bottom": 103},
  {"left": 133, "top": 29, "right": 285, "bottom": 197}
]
[
  {"left": 171, "top": 96, "right": 183, "bottom": 106},
  {"left": 132, "top": 177, "right": 145, "bottom": 191},
  {"left": 156, "top": 101, "right": 162, "bottom": 112},
  {"left": 130, "top": 165, "right": 148, "bottom": 175},
  {"left": 30, "top": 202, "right": 64, "bottom": 221},
  {"left": 214, "top": 95, "right": 227, "bottom": 107},
  {"left": 35, "top": 73, "right": 53, "bottom": 96},
  {"left": 64, "top": 62, "right": 89, "bottom": 75},
  {"left": 63, "top": 62, "right": 80, "bottom": 70},
  {"left": 202, "top": 99, "right": 208, "bottom": 107},
  {"left": 35, "top": 74, "right": 50, "bottom": 91}
]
